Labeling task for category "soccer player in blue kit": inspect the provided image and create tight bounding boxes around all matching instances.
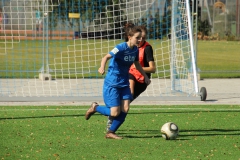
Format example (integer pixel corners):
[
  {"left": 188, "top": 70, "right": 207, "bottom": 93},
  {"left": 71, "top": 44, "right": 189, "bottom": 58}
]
[
  {"left": 106, "top": 25, "right": 156, "bottom": 131},
  {"left": 85, "top": 23, "right": 151, "bottom": 139}
]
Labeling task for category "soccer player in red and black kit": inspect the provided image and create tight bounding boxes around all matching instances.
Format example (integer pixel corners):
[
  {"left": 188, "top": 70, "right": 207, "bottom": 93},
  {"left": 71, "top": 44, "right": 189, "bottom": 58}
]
[{"left": 129, "top": 25, "right": 156, "bottom": 100}]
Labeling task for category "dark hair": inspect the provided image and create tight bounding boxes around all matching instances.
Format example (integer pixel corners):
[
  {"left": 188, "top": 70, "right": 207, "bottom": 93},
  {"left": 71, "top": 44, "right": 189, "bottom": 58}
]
[
  {"left": 124, "top": 22, "right": 141, "bottom": 42},
  {"left": 138, "top": 25, "right": 147, "bottom": 35}
]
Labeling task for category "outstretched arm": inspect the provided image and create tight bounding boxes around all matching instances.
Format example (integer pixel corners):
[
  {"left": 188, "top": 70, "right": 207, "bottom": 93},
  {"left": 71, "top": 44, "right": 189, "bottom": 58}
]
[
  {"left": 98, "top": 53, "right": 112, "bottom": 75},
  {"left": 133, "top": 61, "right": 151, "bottom": 85}
]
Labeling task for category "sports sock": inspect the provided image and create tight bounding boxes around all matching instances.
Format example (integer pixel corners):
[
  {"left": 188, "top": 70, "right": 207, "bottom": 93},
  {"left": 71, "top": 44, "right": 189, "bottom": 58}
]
[
  {"left": 109, "top": 112, "right": 127, "bottom": 132},
  {"left": 95, "top": 105, "right": 111, "bottom": 116}
]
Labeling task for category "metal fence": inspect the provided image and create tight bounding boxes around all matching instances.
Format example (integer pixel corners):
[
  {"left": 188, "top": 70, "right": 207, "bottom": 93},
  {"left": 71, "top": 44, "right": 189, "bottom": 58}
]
[{"left": 199, "top": 0, "right": 240, "bottom": 39}]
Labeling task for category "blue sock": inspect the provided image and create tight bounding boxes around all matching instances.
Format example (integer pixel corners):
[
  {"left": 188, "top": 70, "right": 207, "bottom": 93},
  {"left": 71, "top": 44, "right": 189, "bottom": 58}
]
[
  {"left": 95, "top": 105, "right": 111, "bottom": 116},
  {"left": 109, "top": 112, "right": 127, "bottom": 132}
]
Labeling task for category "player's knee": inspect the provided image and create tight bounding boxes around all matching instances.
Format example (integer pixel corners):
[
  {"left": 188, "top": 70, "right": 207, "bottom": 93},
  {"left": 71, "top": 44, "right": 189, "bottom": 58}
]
[
  {"left": 122, "top": 105, "right": 130, "bottom": 113},
  {"left": 110, "top": 107, "right": 121, "bottom": 117},
  {"left": 110, "top": 111, "right": 120, "bottom": 117}
]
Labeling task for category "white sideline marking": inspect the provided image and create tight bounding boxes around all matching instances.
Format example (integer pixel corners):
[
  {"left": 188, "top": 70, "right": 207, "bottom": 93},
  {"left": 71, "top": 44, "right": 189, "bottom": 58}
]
[{"left": 0, "top": 108, "right": 240, "bottom": 112}]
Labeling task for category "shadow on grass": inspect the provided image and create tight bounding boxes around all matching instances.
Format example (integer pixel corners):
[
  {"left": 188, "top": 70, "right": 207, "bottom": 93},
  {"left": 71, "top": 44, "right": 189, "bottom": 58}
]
[
  {"left": 179, "top": 128, "right": 240, "bottom": 137},
  {"left": 0, "top": 113, "right": 103, "bottom": 120},
  {"left": 121, "top": 132, "right": 180, "bottom": 139},
  {"left": 1, "top": 107, "right": 239, "bottom": 120},
  {"left": 117, "top": 129, "right": 162, "bottom": 138},
  {"left": 118, "top": 128, "right": 240, "bottom": 139},
  {"left": 128, "top": 109, "right": 240, "bottom": 114},
  {"left": 123, "top": 135, "right": 163, "bottom": 139}
]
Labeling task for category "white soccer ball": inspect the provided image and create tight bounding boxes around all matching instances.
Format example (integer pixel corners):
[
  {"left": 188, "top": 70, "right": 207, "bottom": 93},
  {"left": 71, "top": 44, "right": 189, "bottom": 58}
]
[
  {"left": 161, "top": 122, "right": 179, "bottom": 140},
  {"left": 44, "top": 13, "right": 48, "bottom": 16}
]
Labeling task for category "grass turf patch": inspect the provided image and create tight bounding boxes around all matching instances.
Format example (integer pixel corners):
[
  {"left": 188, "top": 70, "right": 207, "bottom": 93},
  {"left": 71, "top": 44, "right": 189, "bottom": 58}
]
[{"left": 0, "top": 105, "right": 240, "bottom": 159}]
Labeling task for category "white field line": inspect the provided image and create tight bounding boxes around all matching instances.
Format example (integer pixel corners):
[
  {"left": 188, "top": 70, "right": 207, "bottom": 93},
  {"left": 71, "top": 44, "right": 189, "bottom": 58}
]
[{"left": 0, "top": 108, "right": 240, "bottom": 111}]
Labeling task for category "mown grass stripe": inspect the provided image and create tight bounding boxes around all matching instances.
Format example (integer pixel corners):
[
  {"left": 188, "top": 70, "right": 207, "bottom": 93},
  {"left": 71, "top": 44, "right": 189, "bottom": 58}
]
[{"left": 0, "top": 108, "right": 240, "bottom": 111}]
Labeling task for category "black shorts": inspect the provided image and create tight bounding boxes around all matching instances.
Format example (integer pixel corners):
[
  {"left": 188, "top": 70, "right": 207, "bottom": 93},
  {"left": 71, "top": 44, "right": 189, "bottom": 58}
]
[{"left": 129, "top": 73, "right": 147, "bottom": 100}]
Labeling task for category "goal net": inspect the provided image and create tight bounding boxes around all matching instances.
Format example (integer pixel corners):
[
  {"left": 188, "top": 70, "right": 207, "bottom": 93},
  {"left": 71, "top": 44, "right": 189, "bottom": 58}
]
[{"left": 0, "top": 0, "right": 201, "bottom": 102}]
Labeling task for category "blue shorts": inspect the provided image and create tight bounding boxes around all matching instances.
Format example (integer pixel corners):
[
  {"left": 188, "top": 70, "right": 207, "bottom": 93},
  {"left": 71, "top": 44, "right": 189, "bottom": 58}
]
[{"left": 103, "top": 84, "right": 132, "bottom": 108}]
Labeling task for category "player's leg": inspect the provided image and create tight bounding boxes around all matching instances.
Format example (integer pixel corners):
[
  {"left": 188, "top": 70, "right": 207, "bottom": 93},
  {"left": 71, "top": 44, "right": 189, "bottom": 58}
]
[
  {"left": 106, "top": 81, "right": 146, "bottom": 131},
  {"left": 105, "top": 80, "right": 147, "bottom": 130},
  {"left": 106, "top": 74, "right": 135, "bottom": 131},
  {"left": 107, "top": 99, "right": 129, "bottom": 131},
  {"left": 106, "top": 77, "right": 135, "bottom": 131},
  {"left": 106, "top": 116, "right": 114, "bottom": 132},
  {"left": 106, "top": 76, "right": 146, "bottom": 131},
  {"left": 39, "top": 20, "right": 42, "bottom": 31},
  {"left": 129, "top": 78, "right": 135, "bottom": 96},
  {"left": 106, "top": 82, "right": 147, "bottom": 136},
  {"left": 128, "top": 73, "right": 147, "bottom": 101},
  {"left": 85, "top": 84, "right": 121, "bottom": 120},
  {"left": 132, "top": 81, "right": 147, "bottom": 101},
  {"left": 36, "top": 20, "right": 39, "bottom": 31},
  {"left": 106, "top": 87, "right": 132, "bottom": 139}
]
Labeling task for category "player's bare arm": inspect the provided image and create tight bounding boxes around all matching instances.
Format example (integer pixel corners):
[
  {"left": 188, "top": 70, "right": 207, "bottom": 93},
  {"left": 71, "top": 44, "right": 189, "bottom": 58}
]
[
  {"left": 131, "top": 61, "right": 156, "bottom": 73},
  {"left": 98, "top": 53, "right": 112, "bottom": 75},
  {"left": 142, "top": 61, "right": 156, "bottom": 73},
  {"left": 133, "top": 61, "right": 151, "bottom": 85}
]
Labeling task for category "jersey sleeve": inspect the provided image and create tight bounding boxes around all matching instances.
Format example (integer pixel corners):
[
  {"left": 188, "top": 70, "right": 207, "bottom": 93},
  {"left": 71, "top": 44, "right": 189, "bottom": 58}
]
[
  {"left": 144, "top": 45, "right": 154, "bottom": 62},
  {"left": 109, "top": 44, "right": 122, "bottom": 57}
]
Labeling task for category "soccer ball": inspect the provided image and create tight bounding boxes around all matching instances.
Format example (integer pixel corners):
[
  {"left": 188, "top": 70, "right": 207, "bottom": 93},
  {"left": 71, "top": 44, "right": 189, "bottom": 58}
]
[
  {"left": 161, "top": 122, "right": 179, "bottom": 140},
  {"left": 44, "top": 13, "right": 48, "bottom": 16}
]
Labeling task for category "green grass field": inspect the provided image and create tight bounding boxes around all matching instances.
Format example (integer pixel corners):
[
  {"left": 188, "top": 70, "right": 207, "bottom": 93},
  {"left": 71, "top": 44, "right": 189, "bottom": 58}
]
[
  {"left": 1, "top": 105, "right": 240, "bottom": 160},
  {"left": 196, "top": 41, "right": 240, "bottom": 78}
]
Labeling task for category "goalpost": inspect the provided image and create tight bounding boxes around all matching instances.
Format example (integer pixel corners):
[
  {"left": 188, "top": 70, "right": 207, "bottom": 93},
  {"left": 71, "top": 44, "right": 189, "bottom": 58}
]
[{"left": 0, "top": 0, "right": 207, "bottom": 102}]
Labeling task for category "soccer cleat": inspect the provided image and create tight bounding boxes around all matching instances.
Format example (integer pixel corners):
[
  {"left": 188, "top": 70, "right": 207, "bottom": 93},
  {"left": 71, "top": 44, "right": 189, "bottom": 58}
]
[
  {"left": 85, "top": 102, "right": 99, "bottom": 120},
  {"left": 106, "top": 116, "right": 113, "bottom": 132},
  {"left": 105, "top": 132, "right": 123, "bottom": 139}
]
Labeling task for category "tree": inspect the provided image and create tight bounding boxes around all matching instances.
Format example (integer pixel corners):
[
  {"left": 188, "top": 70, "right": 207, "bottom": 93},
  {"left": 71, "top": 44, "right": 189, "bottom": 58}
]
[{"left": 198, "top": 18, "right": 212, "bottom": 36}]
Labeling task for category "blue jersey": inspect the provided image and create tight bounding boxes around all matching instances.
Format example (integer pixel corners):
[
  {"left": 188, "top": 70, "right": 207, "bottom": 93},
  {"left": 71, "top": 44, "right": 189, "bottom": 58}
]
[{"left": 104, "top": 42, "right": 139, "bottom": 88}]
